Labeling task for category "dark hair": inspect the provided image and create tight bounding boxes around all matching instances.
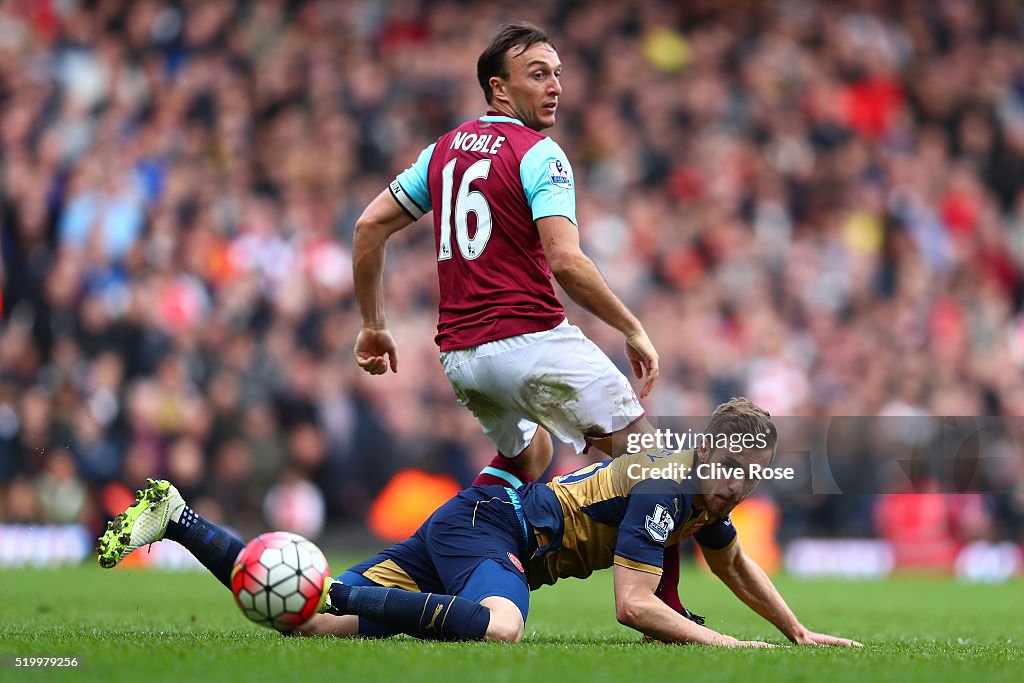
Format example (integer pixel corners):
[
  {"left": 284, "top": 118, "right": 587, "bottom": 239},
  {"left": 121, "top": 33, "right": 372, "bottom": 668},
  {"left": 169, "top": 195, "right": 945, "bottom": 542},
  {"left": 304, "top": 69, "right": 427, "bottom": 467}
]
[{"left": 477, "top": 22, "right": 554, "bottom": 104}]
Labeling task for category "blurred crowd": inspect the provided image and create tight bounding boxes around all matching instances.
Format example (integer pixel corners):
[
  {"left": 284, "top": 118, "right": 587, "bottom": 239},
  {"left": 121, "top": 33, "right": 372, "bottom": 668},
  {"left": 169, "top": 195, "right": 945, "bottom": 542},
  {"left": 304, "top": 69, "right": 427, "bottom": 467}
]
[{"left": 2, "top": 0, "right": 1024, "bottom": 545}]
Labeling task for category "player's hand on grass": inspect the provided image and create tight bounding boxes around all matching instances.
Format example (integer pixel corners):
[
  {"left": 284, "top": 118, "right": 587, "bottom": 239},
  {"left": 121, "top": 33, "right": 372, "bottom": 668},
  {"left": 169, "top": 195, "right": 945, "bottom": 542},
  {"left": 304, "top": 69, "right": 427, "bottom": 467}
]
[
  {"left": 643, "top": 634, "right": 776, "bottom": 648},
  {"left": 791, "top": 629, "right": 863, "bottom": 647},
  {"left": 355, "top": 327, "right": 399, "bottom": 374},
  {"left": 625, "top": 330, "right": 659, "bottom": 398}
]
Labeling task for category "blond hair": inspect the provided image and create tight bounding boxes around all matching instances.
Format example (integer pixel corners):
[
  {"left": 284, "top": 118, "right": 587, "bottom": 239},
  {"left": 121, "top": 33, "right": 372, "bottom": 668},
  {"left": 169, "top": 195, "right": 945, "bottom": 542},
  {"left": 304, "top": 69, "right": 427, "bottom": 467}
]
[{"left": 704, "top": 397, "right": 778, "bottom": 461}]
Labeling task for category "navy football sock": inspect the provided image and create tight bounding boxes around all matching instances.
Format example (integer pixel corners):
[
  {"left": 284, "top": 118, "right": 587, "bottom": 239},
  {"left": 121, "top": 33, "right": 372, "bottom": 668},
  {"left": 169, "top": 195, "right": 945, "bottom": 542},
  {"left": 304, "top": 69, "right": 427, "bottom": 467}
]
[
  {"left": 328, "top": 583, "right": 490, "bottom": 641},
  {"left": 164, "top": 507, "right": 245, "bottom": 589}
]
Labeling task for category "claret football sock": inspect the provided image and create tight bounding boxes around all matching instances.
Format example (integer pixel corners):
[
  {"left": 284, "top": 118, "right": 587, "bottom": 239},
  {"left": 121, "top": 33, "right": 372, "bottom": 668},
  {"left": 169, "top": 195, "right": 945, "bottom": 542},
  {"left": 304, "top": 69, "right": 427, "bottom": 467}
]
[
  {"left": 472, "top": 452, "right": 534, "bottom": 488},
  {"left": 655, "top": 543, "right": 684, "bottom": 613},
  {"left": 165, "top": 506, "right": 245, "bottom": 589},
  {"left": 327, "top": 582, "right": 490, "bottom": 641},
  {"left": 652, "top": 544, "right": 705, "bottom": 624}
]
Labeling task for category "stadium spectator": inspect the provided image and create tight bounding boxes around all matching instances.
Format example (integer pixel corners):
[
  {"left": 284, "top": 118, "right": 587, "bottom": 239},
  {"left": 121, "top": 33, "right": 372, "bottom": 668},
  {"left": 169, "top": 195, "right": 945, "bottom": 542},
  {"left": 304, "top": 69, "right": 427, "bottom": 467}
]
[{"left": 0, "top": 0, "right": 1022, "bottom": 549}]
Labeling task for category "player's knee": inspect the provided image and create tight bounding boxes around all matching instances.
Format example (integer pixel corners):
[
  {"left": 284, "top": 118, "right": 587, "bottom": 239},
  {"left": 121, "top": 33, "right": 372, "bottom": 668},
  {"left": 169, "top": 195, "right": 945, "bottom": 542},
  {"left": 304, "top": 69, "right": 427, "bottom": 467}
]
[
  {"left": 481, "top": 597, "right": 524, "bottom": 643},
  {"left": 516, "top": 429, "right": 553, "bottom": 480},
  {"left": 604, "top": 416, "right": 655, "bottom": 457},
  {"left": 531, "top": 428, "right": 553, "bottom": 458},
  {"left": 485, "top": 613, "right": 523, "bottom": 643}
]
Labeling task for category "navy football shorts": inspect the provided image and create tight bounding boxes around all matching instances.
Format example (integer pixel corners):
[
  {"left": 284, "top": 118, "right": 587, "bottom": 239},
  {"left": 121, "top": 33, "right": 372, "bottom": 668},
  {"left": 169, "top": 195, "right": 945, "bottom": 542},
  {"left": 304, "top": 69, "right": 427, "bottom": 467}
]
[{"left": 341, "top": 485, "right": 532, "bottom": 636}]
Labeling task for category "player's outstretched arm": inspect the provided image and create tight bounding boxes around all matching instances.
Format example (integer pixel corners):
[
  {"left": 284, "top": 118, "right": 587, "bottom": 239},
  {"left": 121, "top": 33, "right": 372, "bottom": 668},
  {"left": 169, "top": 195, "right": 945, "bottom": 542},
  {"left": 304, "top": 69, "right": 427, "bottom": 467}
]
[
  {"left": 537, "top": 215, "right": 659, "bottom": 397},
  {"left": 703, "top": 538, "right": 863, "bottom": 647},
  {"left": 612, "top": 565, "right": 774, "bottom": 647},
  {"left": 352, "top": 189, "right": 415, "bottom": 374}
]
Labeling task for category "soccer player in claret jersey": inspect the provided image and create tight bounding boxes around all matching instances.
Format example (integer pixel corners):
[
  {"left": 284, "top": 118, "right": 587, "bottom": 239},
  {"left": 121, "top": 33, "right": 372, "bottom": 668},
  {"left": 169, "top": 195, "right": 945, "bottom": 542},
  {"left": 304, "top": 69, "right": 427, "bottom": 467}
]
[
  {"left": 352, "top": 20, "right": 697, "bottom": 622},
  {"left": 352, "top": 21, "right": 658, "bottom": 482}
]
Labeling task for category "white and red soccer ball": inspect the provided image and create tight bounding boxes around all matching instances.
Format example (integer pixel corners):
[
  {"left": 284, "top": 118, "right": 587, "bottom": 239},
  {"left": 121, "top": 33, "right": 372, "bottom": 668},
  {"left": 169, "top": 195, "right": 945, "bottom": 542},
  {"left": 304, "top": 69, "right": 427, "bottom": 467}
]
[{"left": 231, "top": 531, "right": 331, "bottom": 632}]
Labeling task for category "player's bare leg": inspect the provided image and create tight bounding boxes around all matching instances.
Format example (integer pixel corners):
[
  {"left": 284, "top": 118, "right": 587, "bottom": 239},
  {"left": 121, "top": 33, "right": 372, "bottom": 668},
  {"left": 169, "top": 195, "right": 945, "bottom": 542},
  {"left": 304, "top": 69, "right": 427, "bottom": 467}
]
[
  {"left": 480, "top": 596, "right": 525, "bottom": 643},
  {"left": 291, "top": 613, "right": 360, "bottom": 638},
  {"left": 473, "top": 427, "right": 552, "bottom": 487},
  {"left": 508, "top": 427, "right": 553, "bottom": 481},
  {"left": 585, "top": 415, "right": 655, "bottom": 458}
]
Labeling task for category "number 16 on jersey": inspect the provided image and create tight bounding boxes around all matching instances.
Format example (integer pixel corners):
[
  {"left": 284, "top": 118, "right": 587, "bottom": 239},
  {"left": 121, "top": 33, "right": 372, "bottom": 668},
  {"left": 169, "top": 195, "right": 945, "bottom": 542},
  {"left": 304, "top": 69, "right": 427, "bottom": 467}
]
[{"left": 438, "top": 159, "right": 493, "bottom": 261}]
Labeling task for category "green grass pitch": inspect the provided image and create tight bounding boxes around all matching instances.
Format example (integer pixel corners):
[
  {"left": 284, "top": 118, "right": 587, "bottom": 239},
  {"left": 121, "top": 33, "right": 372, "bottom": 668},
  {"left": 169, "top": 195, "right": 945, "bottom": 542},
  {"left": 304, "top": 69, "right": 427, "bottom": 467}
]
[{"left": 1, "top": 558, "right": 1022, "bottom": 682}]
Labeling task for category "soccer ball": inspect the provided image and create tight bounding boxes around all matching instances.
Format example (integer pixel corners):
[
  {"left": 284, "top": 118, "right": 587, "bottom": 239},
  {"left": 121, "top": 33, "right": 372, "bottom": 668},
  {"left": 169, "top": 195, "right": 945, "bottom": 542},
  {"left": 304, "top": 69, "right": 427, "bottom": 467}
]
[{"left": 231, "top": 531, "right": 331, "bottom": 632}]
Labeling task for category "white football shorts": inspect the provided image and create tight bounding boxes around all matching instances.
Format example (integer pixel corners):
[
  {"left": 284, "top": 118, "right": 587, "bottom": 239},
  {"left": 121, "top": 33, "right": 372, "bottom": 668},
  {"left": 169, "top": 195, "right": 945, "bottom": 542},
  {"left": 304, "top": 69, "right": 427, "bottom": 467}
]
[{"left": 439, "top": 320, "right": 644, "bottom": 456}]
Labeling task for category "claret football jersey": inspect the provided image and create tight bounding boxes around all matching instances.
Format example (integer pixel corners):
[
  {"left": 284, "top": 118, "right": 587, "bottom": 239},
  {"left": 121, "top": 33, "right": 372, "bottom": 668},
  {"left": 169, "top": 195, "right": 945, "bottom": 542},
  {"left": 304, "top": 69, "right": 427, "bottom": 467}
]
[{"left": 390, "top": 112, "right": 577, "bottom": 351}]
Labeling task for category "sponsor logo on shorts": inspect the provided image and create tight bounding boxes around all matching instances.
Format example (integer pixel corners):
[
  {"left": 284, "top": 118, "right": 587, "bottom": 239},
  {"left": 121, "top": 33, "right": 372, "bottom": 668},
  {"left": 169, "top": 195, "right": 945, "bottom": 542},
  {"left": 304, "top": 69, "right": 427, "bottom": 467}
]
[{"left": 508, "top": 552, "right": 524, "bottom": 572}]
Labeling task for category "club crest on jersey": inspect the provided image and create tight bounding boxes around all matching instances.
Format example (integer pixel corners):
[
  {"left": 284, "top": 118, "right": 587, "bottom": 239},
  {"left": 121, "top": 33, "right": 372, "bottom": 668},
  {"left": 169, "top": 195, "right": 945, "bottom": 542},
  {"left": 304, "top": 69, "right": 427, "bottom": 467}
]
[
  {"left": 645, "top": 504, "right": 674, "bottom": 543},
  {"left": 548, "top": 160, "right": 572, "bottom": 189},
  {"left": 507, "top": 552, "right": 524, "bottom": 572}
]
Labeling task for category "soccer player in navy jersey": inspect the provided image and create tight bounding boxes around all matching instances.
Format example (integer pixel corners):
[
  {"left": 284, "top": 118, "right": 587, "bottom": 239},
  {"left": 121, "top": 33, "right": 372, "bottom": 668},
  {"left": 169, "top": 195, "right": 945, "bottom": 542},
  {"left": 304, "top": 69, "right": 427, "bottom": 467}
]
[{"left": 98, "top": 398, "right": 861, "bottom": 647}]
